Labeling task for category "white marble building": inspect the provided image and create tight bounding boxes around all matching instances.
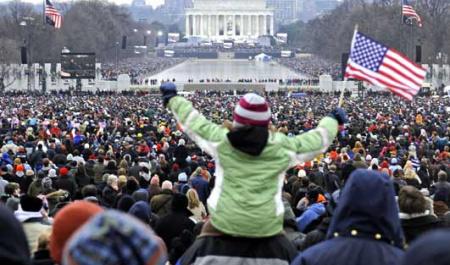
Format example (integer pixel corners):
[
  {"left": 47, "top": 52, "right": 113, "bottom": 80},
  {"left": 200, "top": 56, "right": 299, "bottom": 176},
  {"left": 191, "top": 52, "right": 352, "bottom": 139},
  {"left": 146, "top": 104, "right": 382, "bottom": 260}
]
[{"left": 185, "top": 0, "right": 274, "bottom": 41}]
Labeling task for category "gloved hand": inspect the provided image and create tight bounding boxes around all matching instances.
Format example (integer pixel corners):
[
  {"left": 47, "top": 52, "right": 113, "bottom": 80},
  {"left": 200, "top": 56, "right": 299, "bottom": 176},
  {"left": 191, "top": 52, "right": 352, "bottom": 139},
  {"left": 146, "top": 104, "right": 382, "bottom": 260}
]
[
  {"left": 328, "top": 108, "right": 347, "bottom": 125},
  {"left": 160, "top": 83, "right": 178, "bottom": 107}
]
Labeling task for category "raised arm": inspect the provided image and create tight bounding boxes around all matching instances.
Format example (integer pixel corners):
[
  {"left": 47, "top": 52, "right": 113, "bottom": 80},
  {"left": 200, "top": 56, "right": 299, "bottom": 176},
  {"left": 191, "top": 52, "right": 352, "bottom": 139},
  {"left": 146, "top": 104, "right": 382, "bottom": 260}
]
[
  {"left": 281, "top": 108, "right": 346, "bottom": 165},
  {"left": 161, "top": 83, "right": 227, "bottom": 155}
]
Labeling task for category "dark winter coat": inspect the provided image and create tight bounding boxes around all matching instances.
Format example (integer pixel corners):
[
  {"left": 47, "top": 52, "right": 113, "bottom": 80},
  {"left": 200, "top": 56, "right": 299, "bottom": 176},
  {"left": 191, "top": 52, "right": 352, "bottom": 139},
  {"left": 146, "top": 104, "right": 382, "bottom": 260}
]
[
  {"left": 291, "top": 169, "right": 405, "bottom": 265},
  {"left": 154, "top": 212, "right": 195, "bottom": 251},
  {"left": 324, "top": 172, "right": 341, "bottom": 194},
  {"left": 150, "top": 189, "right": 174, "bottom": 217},
  {"left": 177, "top": 221, "right": 298, "bottom": 265},
  {"left": 309, "top": 169, "right": 325, "bottom": 188},
  {"left": 400, "top": 214, "right": 443, "bottom": 244},
  {"left": 189, "top": 175, "right": 210, "bottom": 206},
  {"left": 174, "top": 145, "right": 188, "bottom": 168},
  {"left": 299, "top": 217, "right": 331, "bottom": 252},
  {"left": 102, "top": 185, "right": 118, "bottom": 207}
]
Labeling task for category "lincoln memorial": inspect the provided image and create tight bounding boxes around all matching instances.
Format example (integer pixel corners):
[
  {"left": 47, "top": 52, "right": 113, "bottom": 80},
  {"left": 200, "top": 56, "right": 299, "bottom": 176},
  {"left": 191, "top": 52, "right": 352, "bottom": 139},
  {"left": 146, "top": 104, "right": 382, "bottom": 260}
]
[{"left": 185, "top": 0, "right": 275, "bottom": 41}]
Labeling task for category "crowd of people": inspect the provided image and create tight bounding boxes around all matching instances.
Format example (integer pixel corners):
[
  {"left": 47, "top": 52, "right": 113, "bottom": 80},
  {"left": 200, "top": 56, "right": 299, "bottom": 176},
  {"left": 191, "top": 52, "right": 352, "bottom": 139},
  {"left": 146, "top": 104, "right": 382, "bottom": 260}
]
[
  {"left": 276, "top": 57, "right": 342, "bottom": 80},
  {"left": 183, "top": 77, "right": 318, "bottom": 86},
  {"left": 101, "top": 57, "right": 186, "bottom": 82},
  {"left": 1, "top": 87, "right": 450, "bottom": 265}
]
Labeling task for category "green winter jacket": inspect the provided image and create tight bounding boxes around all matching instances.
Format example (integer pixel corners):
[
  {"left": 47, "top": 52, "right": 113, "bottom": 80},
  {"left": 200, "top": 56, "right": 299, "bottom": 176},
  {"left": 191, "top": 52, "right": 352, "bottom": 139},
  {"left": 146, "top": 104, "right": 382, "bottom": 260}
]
[{"left": 168, "top": 96, "right": 338, "bottom": 237}]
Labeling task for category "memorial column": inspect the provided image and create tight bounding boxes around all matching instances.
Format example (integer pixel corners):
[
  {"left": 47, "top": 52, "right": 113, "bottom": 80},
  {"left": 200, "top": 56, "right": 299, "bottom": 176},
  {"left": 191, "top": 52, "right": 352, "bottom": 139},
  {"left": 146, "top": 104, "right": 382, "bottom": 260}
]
[
  {"left": 216, "top": 14, "right": 220, "bottom": 36},
  {"left": 255, "top": 15, "right": 260, "bottom": 36},
  {"left": 192, "top": 14, "right": 197, "bottom": 35},
  {"left": 240, "top": 14, "right": 244, "bottom": 36},
  {"left": 200, "top": 14, "right": 204, "bottom": 36},
  {"left": 262, "top": 15, "right": 267, "bottom": 35},
  {"left": 248, "top": 14, "right": 252, "bottom": 36},
  {"left": 185, "top": 14, "right": 190, "bottom": 36},
  {"left": 208, "top": 15, "right": 212, "bottom": 37},
  {"left": 270, "top": 15, "right": 274, "bottom": 36}
]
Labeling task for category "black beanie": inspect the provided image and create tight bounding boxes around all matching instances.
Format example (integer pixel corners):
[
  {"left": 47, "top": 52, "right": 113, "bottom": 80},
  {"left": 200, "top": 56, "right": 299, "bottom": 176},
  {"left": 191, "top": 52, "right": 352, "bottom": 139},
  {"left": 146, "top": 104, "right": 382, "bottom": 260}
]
[
  {"left": 306, "top": 190, "right": 319, "bottom": 204},
  {"left": 20, "top": 195, "right": 43, "bottom": 212},
  {"left": 126, "top": 179, "right": 139, "bottom": 192},
  {"left": 117, "top": 195, "right": 135, "bottom": 212},
  {"left": 171, "top": 194, "right": 188, "bottom": 213}
]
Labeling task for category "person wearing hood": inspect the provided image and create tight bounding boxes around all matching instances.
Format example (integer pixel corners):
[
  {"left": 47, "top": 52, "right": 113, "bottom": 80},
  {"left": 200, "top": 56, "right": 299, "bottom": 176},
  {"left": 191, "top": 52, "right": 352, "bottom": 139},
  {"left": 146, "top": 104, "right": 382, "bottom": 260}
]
[
  {"left": 352, "top": 141, "right": 366, "bottom": 158},
  {"left": 1, "top": 152, "right": 13, "bottom": 167},
  {"left": 299, "top": 163, "right": 356, "bottom": 251},
  {"left": 161, "top": 83, "right": 343, "bottom": 238},
  {"left": 0, "top": 203, "right": 31, "bottom": 265},
  {"left": 398, "top": 186, "right": 443, "bottom": 244},
  {"left": 129, "top": 200, "right": 157, "bottom": 228},
  {"left": 296, "top": 190, "right": 326, "bottom": 233},
  {"left": 291, "top": 169, "right": 405, "bottom": 265},
  {"left": 154, "top": 193, "right": 195, "bottom": 251},
  {"left": 117, "top": 195, "right": 135, "bottom": 212}
]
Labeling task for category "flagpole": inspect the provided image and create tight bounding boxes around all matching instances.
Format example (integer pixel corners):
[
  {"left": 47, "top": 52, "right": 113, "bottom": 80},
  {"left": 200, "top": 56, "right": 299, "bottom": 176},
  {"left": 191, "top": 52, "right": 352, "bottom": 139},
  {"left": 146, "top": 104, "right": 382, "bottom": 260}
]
[
  {"left": 338, "top": 24, "right": 358, "bottom": 108},
  {"left": 43, "top": 0, "right": 45, "bottom": 25}
]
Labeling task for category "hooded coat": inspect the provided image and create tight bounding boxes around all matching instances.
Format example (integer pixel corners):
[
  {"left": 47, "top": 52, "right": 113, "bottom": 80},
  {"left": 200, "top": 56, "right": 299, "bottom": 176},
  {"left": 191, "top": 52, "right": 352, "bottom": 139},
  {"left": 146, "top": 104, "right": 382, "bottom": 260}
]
[
  {"left": 296, "top": 203, "right": 326, "bottom": 233},
  {"left": 291, "top": 169, "right": 405, "bottom": 265},
  {"left": 0, "top": 203, "right": 31, "bottom": 265},
  {"left": 168, "top": 96, "right": 338, "bottom": 237}
]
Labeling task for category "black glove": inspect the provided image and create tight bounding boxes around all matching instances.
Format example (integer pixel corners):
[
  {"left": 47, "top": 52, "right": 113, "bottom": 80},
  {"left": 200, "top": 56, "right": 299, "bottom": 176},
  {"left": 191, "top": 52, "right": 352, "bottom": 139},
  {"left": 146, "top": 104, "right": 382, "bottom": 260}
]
[
  {"left": 160, "top": 83, "right": 177, "bottom": 107},
  {"left": 327, "top": 108, "right": 347, "bottom": 125}
]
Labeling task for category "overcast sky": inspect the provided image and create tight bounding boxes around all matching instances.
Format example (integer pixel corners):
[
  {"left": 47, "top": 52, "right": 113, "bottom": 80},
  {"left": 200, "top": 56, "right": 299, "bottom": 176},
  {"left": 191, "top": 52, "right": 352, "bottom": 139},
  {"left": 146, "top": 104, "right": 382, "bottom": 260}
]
[{"left": 0, "top": 0, "right": 165, "bottom": 7}]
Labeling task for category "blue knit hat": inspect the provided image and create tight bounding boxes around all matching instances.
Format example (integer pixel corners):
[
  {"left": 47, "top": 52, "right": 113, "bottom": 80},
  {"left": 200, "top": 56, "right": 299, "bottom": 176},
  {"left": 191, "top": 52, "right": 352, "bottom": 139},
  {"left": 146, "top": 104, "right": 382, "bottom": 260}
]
[{"left": 62, "top": 210, "right": 166, "bottom": 265}]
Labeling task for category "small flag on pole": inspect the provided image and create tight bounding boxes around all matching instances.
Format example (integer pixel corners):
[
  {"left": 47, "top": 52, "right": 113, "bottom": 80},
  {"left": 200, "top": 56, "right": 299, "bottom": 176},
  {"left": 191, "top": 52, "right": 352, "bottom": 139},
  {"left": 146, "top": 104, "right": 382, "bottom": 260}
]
[
  {"left": 45, "top": 0, "right": 62, "bottom": 29},
  {"left": 402, "top": 0, "right": 423, "bottom": 27},
  {"left": 344, "top": 30, "right": 426, "bottom": 101}
]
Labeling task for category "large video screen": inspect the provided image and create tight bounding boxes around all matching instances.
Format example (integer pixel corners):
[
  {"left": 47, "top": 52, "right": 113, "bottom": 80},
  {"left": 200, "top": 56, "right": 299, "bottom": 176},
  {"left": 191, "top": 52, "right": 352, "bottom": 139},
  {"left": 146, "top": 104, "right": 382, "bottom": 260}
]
[{"left": 61, "top": 53, "right": 96, "bottom": 79}]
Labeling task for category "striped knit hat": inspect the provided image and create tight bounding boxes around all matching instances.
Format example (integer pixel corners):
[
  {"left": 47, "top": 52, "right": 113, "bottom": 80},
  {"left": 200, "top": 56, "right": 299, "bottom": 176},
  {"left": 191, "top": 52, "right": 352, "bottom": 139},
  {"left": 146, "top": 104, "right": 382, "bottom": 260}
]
[{"left": 233, "top": 93, "right": 271, "bottom": 128}]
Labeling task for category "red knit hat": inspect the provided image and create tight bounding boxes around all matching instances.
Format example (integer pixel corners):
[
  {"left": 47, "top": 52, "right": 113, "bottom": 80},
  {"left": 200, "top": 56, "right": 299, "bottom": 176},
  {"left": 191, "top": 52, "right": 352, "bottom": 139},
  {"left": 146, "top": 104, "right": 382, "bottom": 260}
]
[
  {"left": 50, "top": 201, "right": 104, "bottom": 264},
  {"left": 233, "top": 93, "right": 271, "bottom": 128},
  {"left": 60, "top": 167, "right": 68, "bottom": 176}
]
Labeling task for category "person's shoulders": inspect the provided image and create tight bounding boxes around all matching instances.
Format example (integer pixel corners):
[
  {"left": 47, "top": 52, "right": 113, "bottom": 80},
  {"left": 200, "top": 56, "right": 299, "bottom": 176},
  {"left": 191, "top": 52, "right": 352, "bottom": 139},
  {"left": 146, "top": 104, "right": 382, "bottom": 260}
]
[{"left": 293, "top": 238, "right": 403, "bottom": 265}]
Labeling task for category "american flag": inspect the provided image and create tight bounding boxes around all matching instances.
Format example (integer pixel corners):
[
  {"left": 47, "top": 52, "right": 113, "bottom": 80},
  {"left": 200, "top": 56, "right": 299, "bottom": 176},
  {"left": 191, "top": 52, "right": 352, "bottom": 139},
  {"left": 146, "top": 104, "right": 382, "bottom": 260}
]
[
  {"left": 344, "top": 31, "right": 426, "bottom": 101},
  {"left": 45, "top": 0, "right": 62, "bottom": 29},
  {"left": 402, "top": 0, "right": 422, "bottom": 27}
]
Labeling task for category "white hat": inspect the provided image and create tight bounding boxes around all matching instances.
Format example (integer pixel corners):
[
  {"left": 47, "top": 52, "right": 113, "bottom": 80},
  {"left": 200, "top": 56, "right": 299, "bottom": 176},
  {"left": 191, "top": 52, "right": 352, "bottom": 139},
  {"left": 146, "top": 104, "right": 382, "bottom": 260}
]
[
  {"left": 48, "top": 169, "right": 57, "bottom": 178},
  {"left": 178, "top": 172, "right": 188, "bottom": 182},
  {"left": 298, "top": 170, "right": 306, "bottom": 178}
]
